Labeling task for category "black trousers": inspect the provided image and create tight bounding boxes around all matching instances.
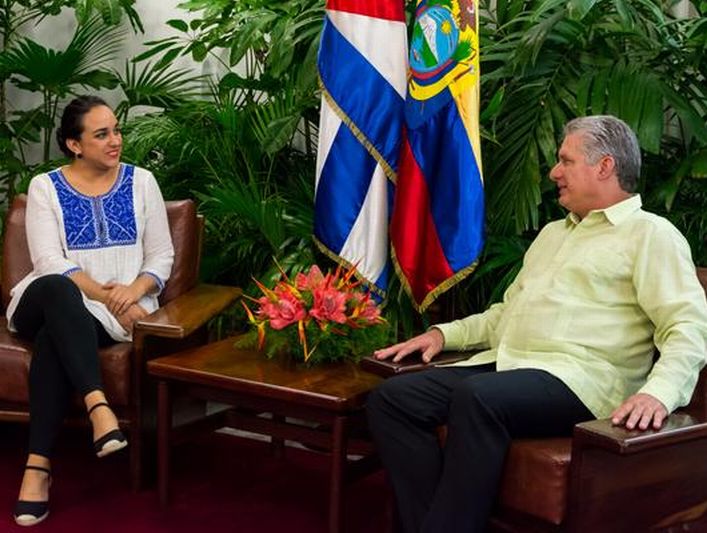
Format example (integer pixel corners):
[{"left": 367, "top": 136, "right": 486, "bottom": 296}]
[
  {"left": 366, "top": 364, "right": 594, "bottom": 533},
  {"left": 13, "top": 275, "right": 115, "bottom": 458}
]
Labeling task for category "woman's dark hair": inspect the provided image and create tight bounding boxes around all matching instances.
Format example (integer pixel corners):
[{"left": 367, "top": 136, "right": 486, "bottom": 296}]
[{"left": 56, "top": 95, "right": 109, "bottom": 158}]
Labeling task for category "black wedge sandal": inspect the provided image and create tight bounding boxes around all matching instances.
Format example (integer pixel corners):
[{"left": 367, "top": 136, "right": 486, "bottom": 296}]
[
  {"left": 88, "top": 402, "right": 128, "bottom": 458},
  {"left": 14, "top": 465, "right": 51, "bottom": 527}
]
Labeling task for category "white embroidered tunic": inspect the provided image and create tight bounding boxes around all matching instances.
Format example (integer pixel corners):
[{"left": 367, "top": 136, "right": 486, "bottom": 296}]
[{"left": 6, "top": 164, "right": 175, "bottom": 341}]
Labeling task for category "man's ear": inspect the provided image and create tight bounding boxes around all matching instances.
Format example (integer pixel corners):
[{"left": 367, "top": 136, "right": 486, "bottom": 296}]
[{"left": 597, "top": 155, "right": 616, "bottom": 181}]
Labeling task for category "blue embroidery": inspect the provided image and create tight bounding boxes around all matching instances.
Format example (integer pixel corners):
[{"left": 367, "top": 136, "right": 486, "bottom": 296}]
[{"left": 49, "top": 165, "right": 138, "bottom": 250}]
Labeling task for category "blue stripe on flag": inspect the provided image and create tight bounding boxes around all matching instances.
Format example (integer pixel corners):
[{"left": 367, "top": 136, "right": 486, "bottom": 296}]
[
  {"left": 374, "top": 261, "right": 391, "bottom": 295},
  {"left": 315, "top": 124, "right": 378, "bottom": 253},
  {"left": 318, "top": 17, "right": 404, "bottom": 172},
  {"left": 406, "top": 98, "right": 485, "bottom": 272}
]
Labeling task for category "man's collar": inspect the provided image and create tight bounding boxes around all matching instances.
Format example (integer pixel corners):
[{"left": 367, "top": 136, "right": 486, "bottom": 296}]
[{"left": 566, "top": 194, "right": 642, "bottom": 227}]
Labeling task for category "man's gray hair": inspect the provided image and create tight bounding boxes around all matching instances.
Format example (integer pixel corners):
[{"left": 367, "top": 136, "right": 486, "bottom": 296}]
[{"left": 563, "top": 115, "right": 641, "bottom": 193}]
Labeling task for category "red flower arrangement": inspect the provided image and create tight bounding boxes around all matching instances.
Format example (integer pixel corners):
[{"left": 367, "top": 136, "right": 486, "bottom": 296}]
[{"left": 239, "top": 264, "right": 389, "bottom": 364}]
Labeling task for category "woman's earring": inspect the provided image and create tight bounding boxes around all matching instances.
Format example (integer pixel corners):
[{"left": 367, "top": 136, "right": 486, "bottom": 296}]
[{"left": 75, "top": 153, "right": 83, "bottom": 159}]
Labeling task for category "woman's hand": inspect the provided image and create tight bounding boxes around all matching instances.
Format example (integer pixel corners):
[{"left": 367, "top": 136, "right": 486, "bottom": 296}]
[
  {"left": 102, "top": 282, "right": 143, "bottom": 316},
  {"left": 115, "top": 303, "right": 148, "bottom": 335},
  {"left": 102, "top": 274, "right": 158, "bottom": 315}
]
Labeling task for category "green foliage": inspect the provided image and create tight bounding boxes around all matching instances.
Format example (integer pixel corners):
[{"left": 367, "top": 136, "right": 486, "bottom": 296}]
[
  {"left": 0, "top": 1, "right": 142, "bottom": 202},
  {"left": 113, "top": 60, "right": 205, "bottom": 122},
  {"left": 480, "top": 0, "right": 707, "bottom": 233},
  {"left": 121, "top": 88, "right": 317, "bottom": 289},
  {"left": 126, "top": 0, "right": 324, "bottom": 291},
  {"left": 135, "top": 0, "right": 323, "bottom": 96},
  {"left": 456, "top": 0, "right": 707, "bottom": 308},
  {"left": 235, "top": 320, "right": 390, "bottom": 365},
  {"left": 69, "top": 0, "right": 143, "bottom": 32},
  {"left": 0, "top": 16, "right": 124, "bottom": 160}
]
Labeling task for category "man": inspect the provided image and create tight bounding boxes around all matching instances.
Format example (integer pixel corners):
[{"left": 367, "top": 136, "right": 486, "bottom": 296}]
[{"left": 367, "top": 116, "right": 707, "bottom": 533}]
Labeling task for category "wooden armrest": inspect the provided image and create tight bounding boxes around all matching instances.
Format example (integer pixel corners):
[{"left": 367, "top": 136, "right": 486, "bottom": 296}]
[
  {"left": 573, "top": 413, "right": 707, "bottom": 455},
  {"left": 134, "top": 284, "right": 241, "bottom": 339}
]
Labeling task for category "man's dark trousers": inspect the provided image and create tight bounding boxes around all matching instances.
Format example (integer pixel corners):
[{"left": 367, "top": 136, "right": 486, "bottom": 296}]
[{"left": 366, "top": 364, "right": 594, "bottom": 533}]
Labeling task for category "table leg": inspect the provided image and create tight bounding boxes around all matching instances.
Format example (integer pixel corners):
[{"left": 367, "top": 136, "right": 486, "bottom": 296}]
[
  {"left": 329, "top": 415, "right": 348, "bottom": 533},
  {"left": 157, "top": 379, "right": 172, "bottom": 507}
]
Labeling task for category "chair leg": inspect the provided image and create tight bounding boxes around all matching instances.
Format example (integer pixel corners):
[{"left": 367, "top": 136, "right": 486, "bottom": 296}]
[{"left": 130, "top": 425, "right": 142, "bottom": 492}]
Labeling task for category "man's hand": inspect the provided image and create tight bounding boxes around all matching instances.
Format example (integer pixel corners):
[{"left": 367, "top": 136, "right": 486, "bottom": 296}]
[
  {"left": 373, "top": 328, "right": 445, "bottom": 364},
  {"left": 115, "top": 303, "right": 148, "bottom": 335},
  {"left": 610, "top": 393, "right": 668, "bottom": 431}
]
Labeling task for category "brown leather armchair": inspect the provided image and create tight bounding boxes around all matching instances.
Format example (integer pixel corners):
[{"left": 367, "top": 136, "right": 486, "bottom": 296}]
[
  {"left": 489, "top": 266, "right": 707, "bottom": 532},
  {"left": 0, "top": 194, "right": 241, "bottom": 490}
]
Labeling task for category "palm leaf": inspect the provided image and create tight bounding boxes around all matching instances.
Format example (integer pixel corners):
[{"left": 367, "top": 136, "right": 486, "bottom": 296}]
[
  {"left": 248, "top": 85, "right": 302, "bottom": 155},
  {"left": 1, "top": 15, "right": 124, "bottom": 92},
  {"left": 114, "top": 60, "right": 205, "bottom": 121}
]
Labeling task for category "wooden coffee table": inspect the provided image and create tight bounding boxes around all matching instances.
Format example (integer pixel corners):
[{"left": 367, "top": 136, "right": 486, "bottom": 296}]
[{"left": 146, "top": 336, "right": 383, "bottom": 533}]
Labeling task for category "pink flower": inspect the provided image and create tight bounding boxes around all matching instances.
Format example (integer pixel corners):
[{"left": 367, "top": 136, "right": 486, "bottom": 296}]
[
  {"left": 295, "top": 265, "right": 325, "bottom": 291},
  {"left": 358, "top": 299, "right": 381, "bottom": 323},
  {"left": 257, "top": 291, "right": 306, "bottom": 330},
  {"left": 247, "top": 263, "right": 386, "bottom": 363},
  {"left": 310, "top": 287, "right": 349, "bottom": 324}
]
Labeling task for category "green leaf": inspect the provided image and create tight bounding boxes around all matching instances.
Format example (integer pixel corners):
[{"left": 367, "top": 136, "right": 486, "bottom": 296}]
[
  {"left": 96, "top": 0, "right": 123, "bottom": 26},
  {"left": 536, "top": 106, "right": 557, "bottom": 168},
  {"left": 121, "top": 2, "right": 145, "bottom": 33},
  {"left": 612, "top": 0, "right": 634, "bottom": 28},
  {"left": 154, "top": 48, "right": 181, "bottom": 71},
  {"left": 567, "top": 0, "right": 599, "bottom": 20},
  {"left": 190, "top": 41, "right": 208, "bottom": 62},
  {"left": 75, "top": 69, "right": 120, "bottom": 89},
  {"left": 114, "top": 60, "right": 204, "bottom": 121},
  {"left": 132, "top": 39, "right": 180, "bottom": 63},
  {"left": 166, "top": 19, "right": 189, "bottom": 33},
  {"left": 495, "top": 0, "right": 508, "bottom": 24},
  {"left": 219, "top": 72, "right": 264, "bottom": 91},
  {"left": 575, "top": 74, "right": 591, "bottom": 114},
  {"left": 660, "top": 84, "right": 707, "bottom": 144},
  {"left": 690, "top": 150, "right": 707, "bottom": 178},
  {"left": 481, "top": 87, "right": 505, "bottom": 122},
  {"left": 635, "top": 79, "right": 663, "bottom": 155},
  {"left": 590, "top": 69, "right": 608, "bottom": 114}
]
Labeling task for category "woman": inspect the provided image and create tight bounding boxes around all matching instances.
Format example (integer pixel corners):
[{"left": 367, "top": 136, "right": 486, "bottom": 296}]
[{"left": 7, "top": 95, "right": 174, "bottom": 526}]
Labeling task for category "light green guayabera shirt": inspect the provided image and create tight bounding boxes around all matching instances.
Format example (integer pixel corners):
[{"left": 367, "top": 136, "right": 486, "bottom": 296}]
[{"left": 436, "top": 195, "right": 707, "bottom": 418}]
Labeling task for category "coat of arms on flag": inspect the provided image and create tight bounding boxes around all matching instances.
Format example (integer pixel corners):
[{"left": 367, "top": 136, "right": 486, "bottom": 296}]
[
  {"left": 391, "top": 0, "right": 485, "bottom": 312},
  {"left": 409, "top": 0, "right": 478, "bottom": 100}
]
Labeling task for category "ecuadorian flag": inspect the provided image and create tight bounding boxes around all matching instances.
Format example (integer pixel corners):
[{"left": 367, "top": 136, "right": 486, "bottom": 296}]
[
  {"left": 314, "top": 0, "right": 408, "bottom": 297},
  {"left": 391, "top": 0, "right": 485, "bottom": 311}
]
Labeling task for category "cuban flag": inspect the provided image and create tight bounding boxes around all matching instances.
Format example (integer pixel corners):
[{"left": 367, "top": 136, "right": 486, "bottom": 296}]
[
  {"left": 391, "top": 0, "right": 485, "bottom": 311},
  {"left": 314, "top": 0, "right": 408, "bottom": 297}
]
